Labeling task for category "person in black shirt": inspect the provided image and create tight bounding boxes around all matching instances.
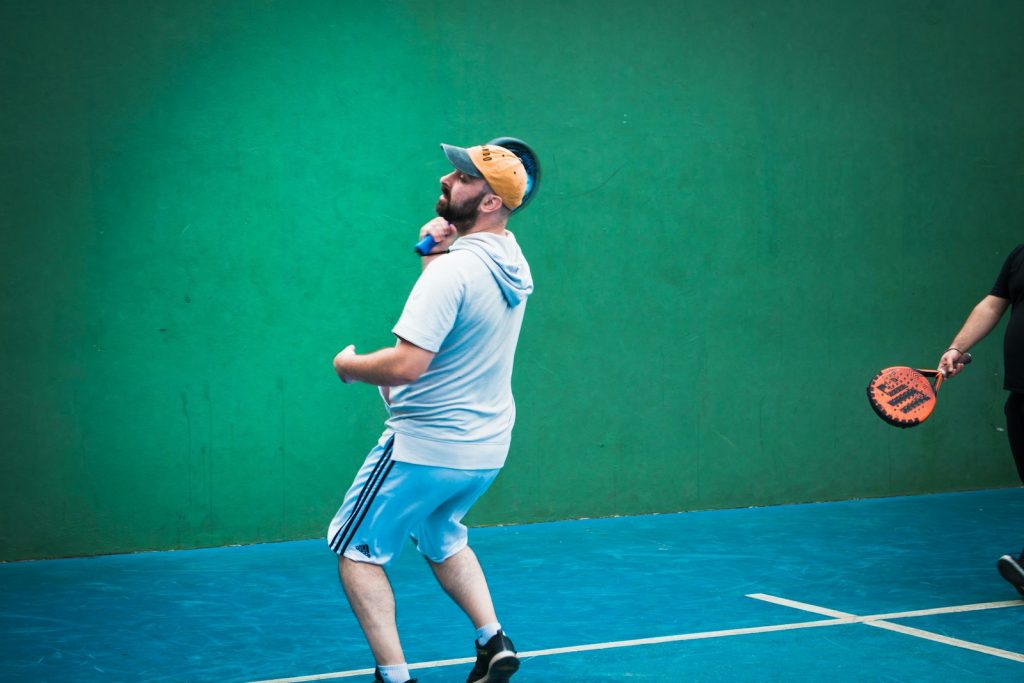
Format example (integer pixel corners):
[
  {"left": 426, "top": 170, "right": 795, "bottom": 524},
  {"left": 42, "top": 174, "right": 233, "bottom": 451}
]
[{"left": 938, "top": 244, "right": 1024, "bottom": 597}]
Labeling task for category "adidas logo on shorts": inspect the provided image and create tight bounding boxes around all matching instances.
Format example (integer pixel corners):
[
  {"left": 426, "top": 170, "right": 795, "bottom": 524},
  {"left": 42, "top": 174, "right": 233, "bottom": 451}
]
[{"left": 354, "top": 544, "right": 371, "bottom": 558}]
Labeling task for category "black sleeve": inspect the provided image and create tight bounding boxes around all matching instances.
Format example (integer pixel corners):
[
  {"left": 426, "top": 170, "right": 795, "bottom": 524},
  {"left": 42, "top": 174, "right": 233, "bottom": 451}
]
[{"left": 991, "top": 244, "right": 1024, "bottom": 299}]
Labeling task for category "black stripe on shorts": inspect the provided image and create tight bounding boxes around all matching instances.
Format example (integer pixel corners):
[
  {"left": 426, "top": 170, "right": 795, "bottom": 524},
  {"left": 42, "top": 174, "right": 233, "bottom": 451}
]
[
  {"left": 338, "top": 458, "right": 396, "bottom": 557},
  {"left": 330, "top": 436, "right": 394, "bottom": 553}
]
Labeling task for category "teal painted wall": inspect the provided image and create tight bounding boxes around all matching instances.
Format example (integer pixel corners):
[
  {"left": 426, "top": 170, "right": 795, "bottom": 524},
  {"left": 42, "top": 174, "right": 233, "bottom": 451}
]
[{"left": 3, "top": 1, "right": 1023, "bottom": 560}]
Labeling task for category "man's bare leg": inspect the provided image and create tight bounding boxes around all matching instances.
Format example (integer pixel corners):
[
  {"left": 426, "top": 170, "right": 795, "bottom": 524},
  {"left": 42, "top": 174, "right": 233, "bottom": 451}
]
[
  {"left": 339, "top": 557, "right": 406, "bottom": 665},
  {"left": 427, "top": 546, "right": 498, "bottom": 628}
]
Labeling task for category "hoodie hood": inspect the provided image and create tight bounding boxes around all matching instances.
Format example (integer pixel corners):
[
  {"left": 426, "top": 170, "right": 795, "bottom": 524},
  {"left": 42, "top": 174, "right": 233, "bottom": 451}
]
[{"left": 451, "top": 231, "right": 533, "bottom": 307}]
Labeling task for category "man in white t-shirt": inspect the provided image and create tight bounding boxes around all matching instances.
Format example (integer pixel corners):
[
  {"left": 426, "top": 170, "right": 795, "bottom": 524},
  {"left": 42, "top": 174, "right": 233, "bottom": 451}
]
[{"left": 328, "top": 141, "right": 534, "bottom": 683}]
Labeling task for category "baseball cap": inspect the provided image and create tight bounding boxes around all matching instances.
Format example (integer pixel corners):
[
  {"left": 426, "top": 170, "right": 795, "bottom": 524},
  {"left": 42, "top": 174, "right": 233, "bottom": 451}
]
[{"left": 441, "top": 142, "right": 527, "bottom": 210}]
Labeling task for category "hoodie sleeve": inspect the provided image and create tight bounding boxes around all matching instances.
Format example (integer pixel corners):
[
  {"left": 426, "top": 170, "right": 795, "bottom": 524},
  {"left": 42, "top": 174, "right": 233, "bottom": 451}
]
[{"left": 392, "top": 258, "right": 465, "bottom": 353}]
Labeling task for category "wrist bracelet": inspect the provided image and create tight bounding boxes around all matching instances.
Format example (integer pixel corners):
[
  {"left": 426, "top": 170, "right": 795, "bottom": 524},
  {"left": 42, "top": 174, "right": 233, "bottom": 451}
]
[{"left": 946, "top": 347, "right": 964, "bottom": 355}]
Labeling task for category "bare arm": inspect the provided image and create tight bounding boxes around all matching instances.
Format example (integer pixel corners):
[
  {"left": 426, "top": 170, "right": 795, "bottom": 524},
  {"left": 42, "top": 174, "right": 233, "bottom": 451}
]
[
  {"left": 333, "top": 219, "right": 453, "bottom": 385},
  {"left": 333, "top": 338, "right": 435, "bottom": 386},
  {"left": 937, "top": 294, "right": 1009, "bottom": 377}
]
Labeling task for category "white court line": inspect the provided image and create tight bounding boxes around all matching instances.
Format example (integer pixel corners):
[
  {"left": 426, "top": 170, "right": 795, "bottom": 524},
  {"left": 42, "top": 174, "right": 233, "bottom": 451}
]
[
  {"left": 249, "top": 616, "right": 855, "bottom": 682},
  {"left": 249, "top": 596, "right": 1024, "bottom": 682},
  {"left": 749, "top": 593, "right": 1024, "bottom": 663}
]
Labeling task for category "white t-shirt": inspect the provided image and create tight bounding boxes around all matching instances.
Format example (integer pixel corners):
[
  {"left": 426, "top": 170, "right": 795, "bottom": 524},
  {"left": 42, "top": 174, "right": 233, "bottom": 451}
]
[{"left": 386, "top": 231, "right": 533, "bottom": 470}]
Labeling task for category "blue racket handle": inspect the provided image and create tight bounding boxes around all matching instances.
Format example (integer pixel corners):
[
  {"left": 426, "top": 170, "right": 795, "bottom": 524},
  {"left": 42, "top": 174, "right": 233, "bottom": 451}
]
[{"left": 414, "top": 234, "right": 437, "bottom": 256}]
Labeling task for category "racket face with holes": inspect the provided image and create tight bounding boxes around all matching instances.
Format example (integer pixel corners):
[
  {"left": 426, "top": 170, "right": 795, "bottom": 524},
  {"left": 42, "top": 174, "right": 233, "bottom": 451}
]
[
  {"left": 487, "top": 137, "right": 540, "bottom": 213},
  {"left": 867, "top": 366, "right": 938, "bottom": 428}
]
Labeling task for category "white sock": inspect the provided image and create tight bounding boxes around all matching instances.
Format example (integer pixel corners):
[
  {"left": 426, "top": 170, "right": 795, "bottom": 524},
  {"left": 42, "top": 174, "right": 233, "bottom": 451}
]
[
  {"left": 476, "top": 622, "right": 501, "bottom": 646},
  {"left": 378, "top": 663, "right": 410, "bottom": 683}
]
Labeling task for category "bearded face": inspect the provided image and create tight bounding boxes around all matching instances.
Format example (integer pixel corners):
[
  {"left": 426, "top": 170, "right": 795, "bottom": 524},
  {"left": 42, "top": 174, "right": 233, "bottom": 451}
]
[{"left": 435, "top": 179, "right": 489, "bottom": 230}]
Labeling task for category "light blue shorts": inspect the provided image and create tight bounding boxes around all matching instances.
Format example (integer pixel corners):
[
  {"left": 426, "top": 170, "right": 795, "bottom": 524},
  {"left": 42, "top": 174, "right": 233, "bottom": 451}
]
[{"left": 327, "top": 432, "right": 500, "bottom": 565}]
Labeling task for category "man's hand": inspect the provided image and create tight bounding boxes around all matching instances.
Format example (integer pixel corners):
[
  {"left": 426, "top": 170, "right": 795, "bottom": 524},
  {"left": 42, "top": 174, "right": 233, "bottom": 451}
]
[
  {"left": 938, "top": 348, "right": 971, "bottom": 378},
  {"left": 334, "top": 344, "right": 356, "bottom": 384},
  {"left": 419, "top": 217, "right": 457, "bottom": 254}
]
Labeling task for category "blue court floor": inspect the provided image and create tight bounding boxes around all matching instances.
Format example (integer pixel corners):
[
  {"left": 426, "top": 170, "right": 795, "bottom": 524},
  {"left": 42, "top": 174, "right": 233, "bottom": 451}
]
[{"left": 2, "top": 489, "right": 1023, "bottom": 682}]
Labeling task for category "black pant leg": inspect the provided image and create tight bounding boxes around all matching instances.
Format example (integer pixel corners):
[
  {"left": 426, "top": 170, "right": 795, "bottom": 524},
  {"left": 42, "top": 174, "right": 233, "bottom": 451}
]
[{"left": 1003, "top": 392, "right": 1024, "bottom": 485}]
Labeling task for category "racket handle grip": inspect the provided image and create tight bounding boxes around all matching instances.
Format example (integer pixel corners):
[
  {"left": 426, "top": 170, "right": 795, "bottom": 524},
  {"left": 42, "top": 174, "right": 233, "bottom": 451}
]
[{"left": 414, "top": 234, "right": 437, "bottom": 256}]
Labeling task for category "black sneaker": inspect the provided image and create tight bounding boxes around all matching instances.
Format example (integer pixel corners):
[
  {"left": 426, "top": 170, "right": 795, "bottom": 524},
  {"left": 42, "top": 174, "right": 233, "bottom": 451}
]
[
  {"left": 997, "top": 551, "right": 1024, "bottom": 598},
  {"left": 466, "top": 630, "right": 519, "bottom": 683},
  {"left": 373, "top": 666, "right": 417, "bottom": 683}
]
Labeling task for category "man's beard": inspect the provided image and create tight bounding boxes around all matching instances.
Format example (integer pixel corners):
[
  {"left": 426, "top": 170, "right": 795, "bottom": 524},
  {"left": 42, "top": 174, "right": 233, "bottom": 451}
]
[{"left": 435, "top": 187, "right": 487, "bottom": 230}]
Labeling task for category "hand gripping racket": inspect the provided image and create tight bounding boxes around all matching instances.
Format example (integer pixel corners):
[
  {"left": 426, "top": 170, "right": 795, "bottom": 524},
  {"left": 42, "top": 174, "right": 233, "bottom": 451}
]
[
  {"left": 866, "top": 355, "right": 971, "bottom": 428},
  {"left": 414, "top": 137, "right": 541, "bottom": 256}
]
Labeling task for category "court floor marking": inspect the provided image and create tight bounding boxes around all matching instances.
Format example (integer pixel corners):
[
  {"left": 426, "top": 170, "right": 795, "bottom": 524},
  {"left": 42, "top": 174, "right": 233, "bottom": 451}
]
[
  {"left": 749, "top": 593, "right": 1024, "bottom": 663},
  {"left": 249, "top": 596, "right": 1024, "bottom": 682}
]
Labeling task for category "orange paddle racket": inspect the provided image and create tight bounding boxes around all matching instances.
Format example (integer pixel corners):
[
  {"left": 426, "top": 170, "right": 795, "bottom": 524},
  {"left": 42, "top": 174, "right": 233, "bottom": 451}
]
[{"left": 866, "top": 354, "right": 970, "bottom": 428}]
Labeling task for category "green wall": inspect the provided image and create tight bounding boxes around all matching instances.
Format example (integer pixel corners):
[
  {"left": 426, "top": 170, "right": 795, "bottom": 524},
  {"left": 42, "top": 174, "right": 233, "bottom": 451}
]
[{"left": 3, "top": 1, "right": 1023, "bottom": 561}]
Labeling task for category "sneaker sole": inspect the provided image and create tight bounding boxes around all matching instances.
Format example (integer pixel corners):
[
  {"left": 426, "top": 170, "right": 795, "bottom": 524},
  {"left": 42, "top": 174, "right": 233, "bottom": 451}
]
[
  {"left": 477, "top": 652, "right": 519, "bottom": 683},
  {"left": 997, "top": 555, "right": 1024, "bottom": 598}
]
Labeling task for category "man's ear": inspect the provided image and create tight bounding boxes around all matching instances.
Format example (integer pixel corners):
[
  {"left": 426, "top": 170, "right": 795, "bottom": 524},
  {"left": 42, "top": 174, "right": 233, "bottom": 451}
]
[{"left": 479, "top": 192, "right": 505, "bottom": 214}]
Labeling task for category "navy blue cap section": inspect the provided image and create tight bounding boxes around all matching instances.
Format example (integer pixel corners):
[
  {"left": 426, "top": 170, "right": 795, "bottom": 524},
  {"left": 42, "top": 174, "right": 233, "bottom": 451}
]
[{"left": 441, "top": 143, "right": 483, "bottom": 177}]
